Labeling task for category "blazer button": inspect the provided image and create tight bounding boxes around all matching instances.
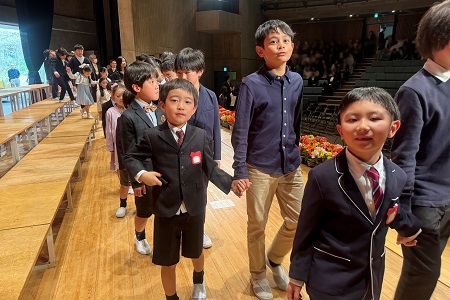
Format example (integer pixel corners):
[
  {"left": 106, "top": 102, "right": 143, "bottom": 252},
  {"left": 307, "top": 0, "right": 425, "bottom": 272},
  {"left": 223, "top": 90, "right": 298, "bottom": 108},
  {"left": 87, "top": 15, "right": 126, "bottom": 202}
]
[
  {"left": 181, "top": 181, "right": 185, "bottom": 186},
  {"left": 180, "top": 151, "right": 184, "bottom": 155},
  {"left": 181, "top": 166, "right": 185, "bottom": 171}
]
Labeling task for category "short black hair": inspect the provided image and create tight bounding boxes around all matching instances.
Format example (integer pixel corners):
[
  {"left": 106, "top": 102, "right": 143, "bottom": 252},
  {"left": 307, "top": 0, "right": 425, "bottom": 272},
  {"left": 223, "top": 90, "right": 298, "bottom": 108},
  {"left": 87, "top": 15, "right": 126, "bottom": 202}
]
[
  {"left": 73, "top": 44, "right": 84, "bottom": 50},
  {"left": 136, "top": 53, "right": 150, "bottom": 61},
  {"left": 43, "top": 49, "right": 50, "bottom": 58},
  {"left": 161, "top": 54, "right": 176, "bottom": 72},
  {"left": 122, "top": 89, "right": 135, "bottom": 107},
  {"left": 337, "top": 87, "right": 400, "bottom": 124},
  {"left": 110, "top": 59, "right": 117, "bottom": 64},
  {"left": 174, "top": 47, "right": 205, "bottom": 72},
  {"left": 416, "top": 0, "right": 450, "bottom": 59},
  {"left": 255, "top": 19, "right": 295, "bottom": 48},
  {"left": 160, "top": 51, "right": 174, "bottom": 62},
  {"left": 124, "top": 61, "right": 159, "bottom": 95},
  {"left": 159, "top": 78, "right": 199, "bottom": 106},
  {"left": 100, "top": 67, "right": 108, "bottom": 73},
  {"left": 56, "top": 47, "right": 68, "bottom": 56}
]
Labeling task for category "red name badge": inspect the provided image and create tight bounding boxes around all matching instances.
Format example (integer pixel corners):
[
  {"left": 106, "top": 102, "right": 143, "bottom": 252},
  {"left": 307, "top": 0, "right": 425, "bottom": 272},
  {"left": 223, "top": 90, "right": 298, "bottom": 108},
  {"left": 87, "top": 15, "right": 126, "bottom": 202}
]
[
  {"left": 190, "top": 151, "right": 202, "bottom": 165},
  {"left": 386, "top": 203, "right": 399, "bottom": 224}
]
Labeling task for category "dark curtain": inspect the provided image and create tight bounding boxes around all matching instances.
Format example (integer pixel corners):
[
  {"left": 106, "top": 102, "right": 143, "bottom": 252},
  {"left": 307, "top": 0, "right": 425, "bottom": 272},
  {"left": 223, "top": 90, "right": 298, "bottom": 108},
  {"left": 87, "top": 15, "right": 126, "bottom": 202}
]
[
  {"left": 109, "top": 0, "right": 122, "bottom": 60},
  {"left": 93, "top": 0, "right": 108, "bottom": 67},
  {"left": 16, "top": 0, "right": 54, "bottom": 85}
]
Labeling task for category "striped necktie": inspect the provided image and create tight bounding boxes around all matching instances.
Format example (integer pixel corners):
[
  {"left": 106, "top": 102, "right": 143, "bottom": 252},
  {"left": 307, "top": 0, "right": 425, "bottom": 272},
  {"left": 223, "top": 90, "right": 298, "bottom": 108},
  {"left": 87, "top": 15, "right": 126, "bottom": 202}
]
[
  {"left": 176, "top": 129, "right": 184, "bottom": 146},
  {"left": 365, "top": 167, "right": 384, "bottom": 210}
]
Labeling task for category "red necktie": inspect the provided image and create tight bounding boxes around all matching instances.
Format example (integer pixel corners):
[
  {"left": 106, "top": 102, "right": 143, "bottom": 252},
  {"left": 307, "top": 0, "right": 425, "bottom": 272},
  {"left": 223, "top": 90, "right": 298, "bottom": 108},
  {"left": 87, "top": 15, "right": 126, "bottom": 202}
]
[
  {"left": 176, "top": 129, "right": 184, "bottom": 146},
  {"left": 365, "top": 167, "right": 384, "bottom": 210}
]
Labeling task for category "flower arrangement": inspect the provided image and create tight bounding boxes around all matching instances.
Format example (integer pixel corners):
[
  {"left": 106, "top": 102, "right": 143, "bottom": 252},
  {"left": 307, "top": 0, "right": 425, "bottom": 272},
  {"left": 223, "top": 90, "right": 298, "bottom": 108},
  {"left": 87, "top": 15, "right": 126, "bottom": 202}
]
[
  {"left": 219, "top": 107, "right": 235, "bottom": 128},
  {"left": 299, "top": 135, "right": 344, "bottom": 167}
]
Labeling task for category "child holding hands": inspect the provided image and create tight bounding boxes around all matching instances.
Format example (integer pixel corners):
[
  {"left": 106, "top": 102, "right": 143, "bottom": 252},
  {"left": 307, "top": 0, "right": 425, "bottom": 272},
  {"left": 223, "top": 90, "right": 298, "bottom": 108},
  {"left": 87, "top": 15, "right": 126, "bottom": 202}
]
[
  {"left": 124, "top": 79, "right": 245, "bottom": 300},
  {"left": 68, "top": 63, "right": 97, "bottom": 119},
  {"left": 288, "top": 87, "right": 422, "bottom": 300}
]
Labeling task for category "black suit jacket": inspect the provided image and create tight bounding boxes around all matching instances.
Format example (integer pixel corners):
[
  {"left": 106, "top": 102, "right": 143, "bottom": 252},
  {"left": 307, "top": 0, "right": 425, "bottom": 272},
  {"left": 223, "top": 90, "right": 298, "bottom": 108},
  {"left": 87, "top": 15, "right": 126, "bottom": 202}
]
[
  {"left": 51, "top": 57, "right": 68, "bottom": 78},
  {"left": 101, "top": 100, "right": 114, "bottom": 137},
  {"left": 124, "top": 123, "right": 232, "bottom": 218},
  {"left": 68, "top": 56, "right": 97, "bottom": 80},
  {"left": 119, "top": 99, "right": 164, "bottom": 188},
  {"left": 289, "top": 150, "right": 421, "bottom": 300}
]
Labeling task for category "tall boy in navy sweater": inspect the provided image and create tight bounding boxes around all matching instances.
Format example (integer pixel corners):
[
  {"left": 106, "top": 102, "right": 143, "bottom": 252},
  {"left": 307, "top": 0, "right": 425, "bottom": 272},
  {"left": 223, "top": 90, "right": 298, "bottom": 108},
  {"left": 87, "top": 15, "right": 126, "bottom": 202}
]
[{"left": 391, "top": 1, "right": 450, "bottom": 299}]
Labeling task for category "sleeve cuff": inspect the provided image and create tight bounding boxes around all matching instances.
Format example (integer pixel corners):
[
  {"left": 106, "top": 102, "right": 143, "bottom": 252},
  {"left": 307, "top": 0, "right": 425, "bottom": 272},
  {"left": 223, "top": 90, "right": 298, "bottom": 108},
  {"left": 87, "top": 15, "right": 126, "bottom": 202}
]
[
  {"left": 289, "top": 278, "right": 305, "bottom": 287},
  {"left": 135, "top": 170, "right": 147, "bottom": 183},
  {"left": 407, "top": 228, "right": 422, "bottom": 240}
]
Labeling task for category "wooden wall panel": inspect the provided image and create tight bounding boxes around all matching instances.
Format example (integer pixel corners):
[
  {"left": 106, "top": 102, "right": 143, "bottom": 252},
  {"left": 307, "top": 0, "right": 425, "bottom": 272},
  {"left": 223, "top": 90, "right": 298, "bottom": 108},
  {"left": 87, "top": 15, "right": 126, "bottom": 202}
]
[{"left": 396, "top": 13, "right": 423, "bottom": 41}]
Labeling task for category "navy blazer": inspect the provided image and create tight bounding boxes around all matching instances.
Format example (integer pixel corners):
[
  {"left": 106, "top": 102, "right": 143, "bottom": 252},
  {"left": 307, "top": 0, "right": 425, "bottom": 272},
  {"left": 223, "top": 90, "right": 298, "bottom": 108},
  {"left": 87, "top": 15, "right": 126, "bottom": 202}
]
[
  {"left": 119, "top": 99, "right": 164, "bottom": 188},
  {"left": 188, "top": 84, "right": 221, "bottom": 160},
  {"left": 289, "top": 150, "right": 421, "bottom": 300},
  {"left": 124, "top": 123, "right": 232, "bottom": 217}
]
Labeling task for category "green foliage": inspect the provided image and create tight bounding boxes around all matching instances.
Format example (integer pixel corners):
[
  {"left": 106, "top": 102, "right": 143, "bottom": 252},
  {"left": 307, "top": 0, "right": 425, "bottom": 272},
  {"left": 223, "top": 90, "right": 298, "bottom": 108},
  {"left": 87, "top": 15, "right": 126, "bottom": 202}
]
[{"left": 0, "top": 26, "right": 46, "bottom": 87}]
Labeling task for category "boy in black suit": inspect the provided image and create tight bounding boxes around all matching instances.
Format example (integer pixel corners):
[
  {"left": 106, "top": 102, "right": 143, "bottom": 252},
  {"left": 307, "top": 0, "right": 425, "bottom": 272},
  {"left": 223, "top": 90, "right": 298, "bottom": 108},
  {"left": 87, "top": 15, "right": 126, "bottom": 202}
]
[
  {"left": 121, "top": 61, "right": 164, "bottom": 255},
  {"left": 125, "top": 79, "right": 244, "bottom": 300},
  {"left": 288, "top": 87, "right": 422, "bottom": 300}
]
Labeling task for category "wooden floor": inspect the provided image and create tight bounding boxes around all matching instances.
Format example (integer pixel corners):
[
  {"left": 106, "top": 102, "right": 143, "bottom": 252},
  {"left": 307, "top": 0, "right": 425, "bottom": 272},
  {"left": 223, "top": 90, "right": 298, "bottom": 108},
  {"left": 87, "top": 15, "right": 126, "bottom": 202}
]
[{"left": 18, "top": 126, "right": 450, "bottom": 300}]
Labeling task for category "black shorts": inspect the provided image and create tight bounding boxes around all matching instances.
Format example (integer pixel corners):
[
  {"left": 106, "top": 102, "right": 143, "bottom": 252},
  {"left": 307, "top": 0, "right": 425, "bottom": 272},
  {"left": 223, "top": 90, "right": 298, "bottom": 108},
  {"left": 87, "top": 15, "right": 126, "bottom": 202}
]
[
  {"left": 152, "top": 213, "right": 204, "bottom": 266},
  {"left": 134, "top": 187, "right": 153, "bottom": 218},
  {"left": 119, "top": 169, "right": 131, "bottom": 186}
]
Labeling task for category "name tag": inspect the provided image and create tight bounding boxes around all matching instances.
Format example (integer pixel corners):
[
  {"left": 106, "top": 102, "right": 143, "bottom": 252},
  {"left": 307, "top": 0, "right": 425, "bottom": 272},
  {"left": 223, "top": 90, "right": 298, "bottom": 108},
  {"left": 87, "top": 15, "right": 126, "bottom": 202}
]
[{"left": 190, "top": 151, "right": 202, "bottom": 165}]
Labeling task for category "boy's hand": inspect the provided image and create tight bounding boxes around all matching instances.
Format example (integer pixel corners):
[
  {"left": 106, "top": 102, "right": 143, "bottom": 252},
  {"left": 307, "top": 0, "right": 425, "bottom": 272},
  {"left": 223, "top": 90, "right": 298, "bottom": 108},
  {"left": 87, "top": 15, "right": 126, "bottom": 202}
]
[
  {"left": 231, "top": 179, "right": 252, "bottom": 197},
  {"left": 287, "top": 282, "right": 302, "bottom": 300},
  {"left": 396, "top": 234, "right": 418, "bottom": 247},
  {"left": 54, "top": 72, "right": 60, "bottom": 78},
  {"left": 133, "top": 186, "right": 146, "bottom": 197},
  {"left": 139, "top": 171, "right": 162, "bottom": 186}
]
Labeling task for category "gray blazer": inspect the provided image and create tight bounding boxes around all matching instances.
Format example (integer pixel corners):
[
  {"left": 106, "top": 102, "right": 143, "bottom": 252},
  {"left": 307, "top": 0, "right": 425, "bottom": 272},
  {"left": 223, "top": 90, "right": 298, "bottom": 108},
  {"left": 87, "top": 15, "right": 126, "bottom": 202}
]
[{"left": 124, "top": 122, "right": 232, "bottom": 218}]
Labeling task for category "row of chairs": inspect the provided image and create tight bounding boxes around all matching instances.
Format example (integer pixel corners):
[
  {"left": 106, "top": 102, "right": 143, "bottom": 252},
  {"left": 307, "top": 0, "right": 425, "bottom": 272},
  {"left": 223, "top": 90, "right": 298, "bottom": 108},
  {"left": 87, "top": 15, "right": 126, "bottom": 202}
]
[
  {"left": 366, "top": 66, "right": 422, "bottom": 74},
  {"left": 302, "top": 103, "right": 340, "bottom": 136},
  {"left": 361, "top": 72, "right": 413, "bottom": 81},
  {"left": 372, "top": 60, "right": 424, "bottom": 67}
]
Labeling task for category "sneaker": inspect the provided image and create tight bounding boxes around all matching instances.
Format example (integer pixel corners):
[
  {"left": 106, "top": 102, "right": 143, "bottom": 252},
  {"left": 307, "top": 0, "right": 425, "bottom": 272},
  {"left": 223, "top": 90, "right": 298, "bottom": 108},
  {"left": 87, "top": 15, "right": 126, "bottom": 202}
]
[
  {"left": 72, "top": 101, "right": 79, "bottom": 108},
  {"left": 191, "top": 281, "right": 206, "bottom": 300},
  {"left": 87, "top": 113, "right": 94, "bottom": 119},
  {"left": 203, "top": 233, "right": 212, "bottom": 249},
  {"left": 115, "top": 207, "right": 126, "bottom": 218},
  {"left": 250, "top": 276, "right": 273, "bottom": 300},
  {"left": 59, "top": 99, "right": 65, "bottom": 103},
  {"left": 128, "top": 186, "right": 134, "bottom": 194},
  {"left": 265, "top": 254, "right": 289, "bottom": 291},
  {"left": 134, "top": 236, "right": 152, "bottom": 255}
]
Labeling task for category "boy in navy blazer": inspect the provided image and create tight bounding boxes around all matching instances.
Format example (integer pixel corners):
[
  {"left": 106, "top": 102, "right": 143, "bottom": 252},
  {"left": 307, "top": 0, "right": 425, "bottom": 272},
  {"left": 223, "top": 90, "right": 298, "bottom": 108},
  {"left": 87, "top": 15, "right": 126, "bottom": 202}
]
[
  {"left": 124, "top": 79, "right": 244, "bottom": 300},
  {"left": 288, "top": 87, "right": 421, "bottom": 300}
]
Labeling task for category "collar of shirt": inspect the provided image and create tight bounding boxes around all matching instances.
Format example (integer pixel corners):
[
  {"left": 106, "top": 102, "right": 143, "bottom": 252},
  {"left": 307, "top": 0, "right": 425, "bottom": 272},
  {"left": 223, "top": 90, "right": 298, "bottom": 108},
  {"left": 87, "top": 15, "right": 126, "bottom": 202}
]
[
  {"left": 346, "top": 148, "right": 385, "bottom": 219},
  {"left": 135, "top": 98, "right": 157, "bottom": 124},
  {"left": 423, "top": 59, "right": 450, "bottom": 82},
  {"left": 167, "top": 122, "right": 187, "bottom": 142},
  {"left": 346, "top": 148, "right": 384, "bottom": 180},
  {"left": 259, "top": 64, "right": 291, "bottom": 84},
  {"left": 76, "top": 55, "right": 85, "bottom": 65}
]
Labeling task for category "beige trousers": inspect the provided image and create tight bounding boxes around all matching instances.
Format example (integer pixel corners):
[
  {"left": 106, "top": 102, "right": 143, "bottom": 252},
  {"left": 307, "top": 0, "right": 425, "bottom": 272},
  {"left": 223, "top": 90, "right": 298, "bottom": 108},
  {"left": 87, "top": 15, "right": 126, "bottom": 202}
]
[{"left": 246, "top": 164, "right": 304, "bottom": 279}]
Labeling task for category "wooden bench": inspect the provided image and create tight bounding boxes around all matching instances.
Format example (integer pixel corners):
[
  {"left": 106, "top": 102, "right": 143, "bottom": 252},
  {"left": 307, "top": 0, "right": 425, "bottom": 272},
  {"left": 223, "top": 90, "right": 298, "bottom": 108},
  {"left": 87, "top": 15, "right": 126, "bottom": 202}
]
[
  {"left": 0, "top": 100, "right": 67, "bottom": 164},
  {"left": 0, "top": 106, "right": 97, "bottom": 299},
  {"left": 0, "top": 84, "right": 51, "bottom": 116}
]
